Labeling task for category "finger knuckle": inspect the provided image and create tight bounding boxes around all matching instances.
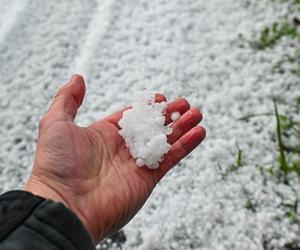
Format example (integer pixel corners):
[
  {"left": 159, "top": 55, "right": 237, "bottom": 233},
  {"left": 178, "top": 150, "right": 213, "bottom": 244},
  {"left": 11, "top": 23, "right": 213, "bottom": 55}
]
[
  {"left": 54, "top": 87, "right": 65, "bottom": 100},
  {"left": 39, "top": 115, "right": 49, "bottom": 129}
]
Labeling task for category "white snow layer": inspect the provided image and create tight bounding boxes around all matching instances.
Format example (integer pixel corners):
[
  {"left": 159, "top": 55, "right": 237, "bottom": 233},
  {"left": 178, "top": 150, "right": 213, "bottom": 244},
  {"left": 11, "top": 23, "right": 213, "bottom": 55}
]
[
  {"left": 118, "top": 95, "right": 171, "bottom": 169},
  {"left": 0, "top": 0, "right": 299, "bottom": 250}
]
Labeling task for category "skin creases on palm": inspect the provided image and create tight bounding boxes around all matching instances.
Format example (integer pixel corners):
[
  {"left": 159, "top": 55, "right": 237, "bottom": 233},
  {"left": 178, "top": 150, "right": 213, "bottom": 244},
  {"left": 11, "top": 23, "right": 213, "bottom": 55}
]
[{"left": 25, "top": 75, "right": 206, "bottom": 243}]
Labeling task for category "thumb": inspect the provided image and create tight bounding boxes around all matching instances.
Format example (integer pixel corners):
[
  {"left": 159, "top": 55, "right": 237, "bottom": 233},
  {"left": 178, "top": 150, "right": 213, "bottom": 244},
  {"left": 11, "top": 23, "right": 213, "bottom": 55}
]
[{"left": 40, "top": 75, "right": 86, "bottom": 129}]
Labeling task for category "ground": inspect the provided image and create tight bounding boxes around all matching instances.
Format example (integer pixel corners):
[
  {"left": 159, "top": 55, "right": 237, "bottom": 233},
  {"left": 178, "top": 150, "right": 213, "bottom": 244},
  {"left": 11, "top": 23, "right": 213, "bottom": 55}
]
[{"left": 0, "top": 0, "right": 299, "bottom": 249}]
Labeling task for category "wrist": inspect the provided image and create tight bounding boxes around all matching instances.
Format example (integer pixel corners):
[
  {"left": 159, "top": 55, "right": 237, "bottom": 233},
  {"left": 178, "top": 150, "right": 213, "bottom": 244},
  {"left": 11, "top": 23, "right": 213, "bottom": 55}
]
[
  {"left": 24, "top": 176, "right": 98, "bottom": 243},
  {"left": 24, "top": 175, "right": 69, "bottom": 207}
]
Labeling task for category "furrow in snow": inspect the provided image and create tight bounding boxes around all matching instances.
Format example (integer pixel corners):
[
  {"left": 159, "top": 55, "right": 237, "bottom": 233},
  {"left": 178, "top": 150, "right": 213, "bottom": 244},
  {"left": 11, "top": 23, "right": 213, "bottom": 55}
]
[
  {"left": 73, "top": 0, "right": 114, "bottom": 77},
  {"left": 0, "top": 0, "right": 28, "bottom": 45}
]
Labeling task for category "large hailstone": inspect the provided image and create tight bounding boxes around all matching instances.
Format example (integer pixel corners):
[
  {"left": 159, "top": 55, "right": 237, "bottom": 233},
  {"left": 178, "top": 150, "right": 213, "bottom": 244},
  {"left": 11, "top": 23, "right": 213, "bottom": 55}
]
[{"left": 118, "top": 95, "right": 172, "bottom": 169}]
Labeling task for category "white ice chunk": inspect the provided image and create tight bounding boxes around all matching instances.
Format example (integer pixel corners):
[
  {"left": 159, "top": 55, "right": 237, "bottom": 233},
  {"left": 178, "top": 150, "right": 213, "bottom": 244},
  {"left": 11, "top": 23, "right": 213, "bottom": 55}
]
[
  {"left": 136, "top": 158, "right": 144, "bottom": 167},
  {"left": 118, "top": 93, "right": 172, "bottom": 169},
  {"left": 171, "top": 111, "right": 181, "bottom": 122}
]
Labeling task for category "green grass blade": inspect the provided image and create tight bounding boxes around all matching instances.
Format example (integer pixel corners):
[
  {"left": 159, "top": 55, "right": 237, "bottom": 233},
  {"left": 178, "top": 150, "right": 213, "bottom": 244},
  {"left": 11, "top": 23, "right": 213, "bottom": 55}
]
[{"left": 274, "top": 99, "right": 289, "bottom": 172}]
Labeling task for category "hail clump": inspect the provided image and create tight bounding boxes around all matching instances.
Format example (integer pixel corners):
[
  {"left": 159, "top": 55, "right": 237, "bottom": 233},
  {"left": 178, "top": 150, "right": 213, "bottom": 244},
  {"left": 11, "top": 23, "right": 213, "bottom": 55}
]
[{"left": 118, "top": 94, "right": 172, "bottom": 169}]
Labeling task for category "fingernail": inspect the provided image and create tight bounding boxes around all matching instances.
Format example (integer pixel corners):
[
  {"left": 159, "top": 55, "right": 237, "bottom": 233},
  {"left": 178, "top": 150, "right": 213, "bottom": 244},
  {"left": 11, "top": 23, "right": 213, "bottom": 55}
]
[
  {"left": 70, "top": 74, "right": 82, "bottom": 84},
  {"left": 63, "top": 75, "right": 75, "bottom": 87}
]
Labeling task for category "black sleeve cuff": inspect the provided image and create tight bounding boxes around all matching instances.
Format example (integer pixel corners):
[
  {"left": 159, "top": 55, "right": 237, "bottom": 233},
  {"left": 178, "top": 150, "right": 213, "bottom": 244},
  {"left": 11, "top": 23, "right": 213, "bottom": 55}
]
[{"left": 0, "top": 191, "right": 95, "bottom": 250}]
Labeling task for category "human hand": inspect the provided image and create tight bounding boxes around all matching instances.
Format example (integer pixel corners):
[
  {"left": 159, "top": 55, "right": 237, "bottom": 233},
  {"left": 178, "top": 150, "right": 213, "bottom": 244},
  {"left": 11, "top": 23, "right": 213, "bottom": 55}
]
[{"left": 24, "top": 75, "right": 206, "bottom": 244}]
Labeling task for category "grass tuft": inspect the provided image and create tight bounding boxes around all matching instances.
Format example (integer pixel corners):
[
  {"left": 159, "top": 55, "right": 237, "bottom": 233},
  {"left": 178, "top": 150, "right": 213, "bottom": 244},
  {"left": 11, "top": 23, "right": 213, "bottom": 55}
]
[
  {"left": 218, "top": 144, "right": 244, "bottom": 178},
  {"left": 244, "top": 0, "right": 300, "bottom": 76},
  {"left": 274, "top": 99, "right": 289, "bottom": 173},
  {"left": 274, "top": 99, "right": 300, "bottom": 176},
  {"left": 252, "top": 22, "right": 300, "bottom": 50}
]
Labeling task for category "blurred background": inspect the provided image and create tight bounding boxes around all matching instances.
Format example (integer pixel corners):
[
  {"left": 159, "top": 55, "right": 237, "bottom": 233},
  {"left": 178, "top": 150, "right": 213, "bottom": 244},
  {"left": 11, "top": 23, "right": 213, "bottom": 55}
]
[{"left": 0, "top": 0, "right": 299, "bottom": 249}]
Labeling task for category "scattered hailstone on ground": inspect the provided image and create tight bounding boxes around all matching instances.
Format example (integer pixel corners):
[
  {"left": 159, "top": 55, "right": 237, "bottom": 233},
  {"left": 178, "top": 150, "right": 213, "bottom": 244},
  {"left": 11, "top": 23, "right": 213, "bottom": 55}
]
[
  {"left": 170, "top": 111, "right": 180, "bottom": 122},
  {"left": 118, "top": 93, "right": 172, "bottom": 169}
]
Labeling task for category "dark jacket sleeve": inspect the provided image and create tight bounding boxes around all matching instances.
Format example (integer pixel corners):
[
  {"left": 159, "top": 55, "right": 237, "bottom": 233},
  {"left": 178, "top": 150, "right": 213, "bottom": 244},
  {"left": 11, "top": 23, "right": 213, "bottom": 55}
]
[{"left": 0, "top": 191, "right": 95, "bottom": 250}]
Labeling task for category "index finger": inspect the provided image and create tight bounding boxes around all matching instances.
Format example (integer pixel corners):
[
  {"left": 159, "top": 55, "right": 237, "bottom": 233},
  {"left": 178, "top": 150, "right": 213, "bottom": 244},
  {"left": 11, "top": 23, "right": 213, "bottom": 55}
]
[{"left": 156, "top": 125, "right": 206, "bottom": 181}]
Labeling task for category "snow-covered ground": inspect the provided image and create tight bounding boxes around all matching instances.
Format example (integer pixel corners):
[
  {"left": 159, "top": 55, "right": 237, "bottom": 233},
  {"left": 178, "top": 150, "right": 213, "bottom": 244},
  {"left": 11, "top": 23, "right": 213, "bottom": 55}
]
[{"left": 0, "top": 0, "right": 299, "bottom": 249}]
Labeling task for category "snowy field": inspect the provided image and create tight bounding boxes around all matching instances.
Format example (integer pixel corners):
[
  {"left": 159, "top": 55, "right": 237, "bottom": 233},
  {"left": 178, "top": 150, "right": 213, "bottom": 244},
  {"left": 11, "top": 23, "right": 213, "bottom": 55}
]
[{"left": 0, "top": 0, "right": 300, "bottom": 249}]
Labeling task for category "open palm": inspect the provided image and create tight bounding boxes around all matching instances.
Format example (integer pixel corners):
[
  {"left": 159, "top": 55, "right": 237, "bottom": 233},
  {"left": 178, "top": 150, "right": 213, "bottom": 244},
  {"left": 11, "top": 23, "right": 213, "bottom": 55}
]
[{"left": 25, "top": 75, "right": 206, "bottom": 244}]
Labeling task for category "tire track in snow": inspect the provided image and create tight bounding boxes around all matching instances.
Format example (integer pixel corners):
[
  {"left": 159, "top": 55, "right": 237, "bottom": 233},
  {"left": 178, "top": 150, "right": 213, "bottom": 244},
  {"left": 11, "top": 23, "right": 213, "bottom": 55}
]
[
  {"left": 73, "top": 0, "right": 114, "bottom": 77},
  {"left": 0, "top": 0, "right": 28, "bottom": 46}
]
